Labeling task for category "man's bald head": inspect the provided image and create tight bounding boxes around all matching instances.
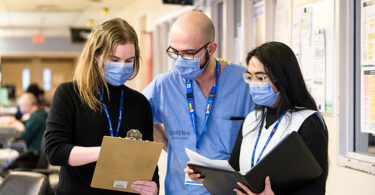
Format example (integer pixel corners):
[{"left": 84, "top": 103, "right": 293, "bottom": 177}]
[{"left": 170, "top": 11, "right": 215, "bottom": 44}]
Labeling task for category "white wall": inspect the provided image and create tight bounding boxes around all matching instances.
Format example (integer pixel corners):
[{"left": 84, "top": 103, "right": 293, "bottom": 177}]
[
  {"left": 325, "top": 116, "right": 375, "bottom": 195},
  {"left": 114, "top": 1, "right": 375, "bottom": 195}
]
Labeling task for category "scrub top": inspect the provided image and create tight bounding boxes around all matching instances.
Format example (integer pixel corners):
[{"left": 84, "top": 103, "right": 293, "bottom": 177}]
[{"left": 143, "top": 62, "right": 254, "bottom": 195}]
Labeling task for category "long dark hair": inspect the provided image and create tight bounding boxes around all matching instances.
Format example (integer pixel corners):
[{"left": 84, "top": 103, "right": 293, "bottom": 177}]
[{"left": 246, "top": 41, "right": 319, "bottom": 117}]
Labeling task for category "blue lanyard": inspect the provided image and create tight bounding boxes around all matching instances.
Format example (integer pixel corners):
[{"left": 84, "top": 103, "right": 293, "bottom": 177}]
[
  {"left": 98, "top": 89, "right": 124, "bottom": 137},
  {"left": 186, "top": 60, "right": 221, "bottom": 148},
  {"left": 251, "top": 110, "right": 287, "bottom": 168}
]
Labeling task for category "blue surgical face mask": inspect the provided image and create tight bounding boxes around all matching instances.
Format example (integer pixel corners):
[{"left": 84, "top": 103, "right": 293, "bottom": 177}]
[
  {"left": 249, "top": 81, "right": 280, "bottom": 107},
  {"left": 104, "top": 61, "right": 134, "bottom": 86},
  {"left": 19, "top": 108, "right": 26, "bottom": 114},
  {"left": 173, "top": 55, "right": 209, "bottom": 80}
]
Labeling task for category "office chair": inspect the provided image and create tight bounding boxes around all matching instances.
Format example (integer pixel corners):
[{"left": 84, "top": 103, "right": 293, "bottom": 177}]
[
  {"left": 0, "top": 171, "right": 49, "bottom": 195},
  {"left": 0, "top": 133, "right": 58, "bottom": 193}
]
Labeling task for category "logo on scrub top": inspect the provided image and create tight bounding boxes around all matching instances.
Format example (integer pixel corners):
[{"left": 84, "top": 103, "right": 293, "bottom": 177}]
[{"left": 169, "top": 130, "right": 190, "bottom": 139}]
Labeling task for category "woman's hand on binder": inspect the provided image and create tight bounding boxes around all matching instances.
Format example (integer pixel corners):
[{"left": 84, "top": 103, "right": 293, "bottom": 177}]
[
  {"left": 131, "top": 181, "right": 158, "bottom": 195},
  {"left": 233, "top": 176, "right": 274, "bottom": 195},
  {"left": 184, "top": 166, "right": 204, "bottom": 182}
]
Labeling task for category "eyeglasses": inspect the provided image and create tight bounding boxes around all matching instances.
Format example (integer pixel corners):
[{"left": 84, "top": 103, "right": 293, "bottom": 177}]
[
  {"left": 166, "top": 42, "right": 211, "bottom": 60},
  {"left": 242, "top": 72, "right": 269, "bottom": 83}
]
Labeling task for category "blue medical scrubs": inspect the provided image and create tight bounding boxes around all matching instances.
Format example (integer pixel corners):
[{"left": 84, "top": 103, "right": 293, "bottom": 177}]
[{"left": 143, "top": 62, "right": 254, "bottom": 195}]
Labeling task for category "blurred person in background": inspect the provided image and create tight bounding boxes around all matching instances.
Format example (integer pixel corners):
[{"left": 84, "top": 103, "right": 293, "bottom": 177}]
[
  {"left": 10, "top": 93, "right": 47, "bottom": 151},
  {"left": 15, "top": 83, "right": 46, "bottom": 120},
  {"left": 26, "top": 83, "right": 46, "bottom": 107}
]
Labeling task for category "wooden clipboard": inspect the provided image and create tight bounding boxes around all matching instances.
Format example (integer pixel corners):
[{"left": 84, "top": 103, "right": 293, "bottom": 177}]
[{"left": 91, "top": 136, "right": 163, "bottom": 193}]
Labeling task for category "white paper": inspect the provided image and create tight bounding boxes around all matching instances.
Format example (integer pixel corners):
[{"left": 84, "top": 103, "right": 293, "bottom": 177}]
[
  {"left": 311, "top": 29, "right": 327, "bottom": 112},
  {"left": 291, "top": 7, "right": 302, "bottom": 62},
  {"left": 185, "top": 148, "right": 235, "bottom": 171},
  {"left": 301, "top": 7, "right": 313, "bottom": 46}
]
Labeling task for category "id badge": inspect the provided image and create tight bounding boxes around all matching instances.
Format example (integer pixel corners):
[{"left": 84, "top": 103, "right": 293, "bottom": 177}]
[{"left": 184, "top": 173, "right": 203, "bottom": 185}]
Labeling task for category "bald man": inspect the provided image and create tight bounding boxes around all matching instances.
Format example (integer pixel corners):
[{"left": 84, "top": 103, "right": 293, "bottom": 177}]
[
  {"left": 143, "top": 11, "right": 254, "bottom": 194},
  {"left": 11, "top": 93, "right": 48, "bottom": 150}
]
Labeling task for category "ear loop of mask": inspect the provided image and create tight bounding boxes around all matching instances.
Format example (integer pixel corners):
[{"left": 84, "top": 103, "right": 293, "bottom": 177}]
[{"left": 200, "top": 46, "right": 211, "bottom": 69}]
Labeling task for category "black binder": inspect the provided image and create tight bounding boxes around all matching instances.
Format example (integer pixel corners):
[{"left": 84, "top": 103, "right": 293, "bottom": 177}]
[{"left": 187, "top": 131, "right": 323, "bottom": 195}]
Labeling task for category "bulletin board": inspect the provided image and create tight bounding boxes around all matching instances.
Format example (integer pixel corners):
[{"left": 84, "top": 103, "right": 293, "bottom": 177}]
[{"left": 273, "top": 0, "right": 335, "bottom": 114}]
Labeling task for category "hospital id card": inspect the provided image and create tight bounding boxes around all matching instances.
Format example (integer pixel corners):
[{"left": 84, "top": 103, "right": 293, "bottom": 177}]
[{"left": 184, "top": 173, "right": 203, "bottom": 186}]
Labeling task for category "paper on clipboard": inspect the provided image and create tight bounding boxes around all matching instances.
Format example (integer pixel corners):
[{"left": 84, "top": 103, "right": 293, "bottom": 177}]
[{"left": 91, "top": 136, "right": 163, "bottom": 193}]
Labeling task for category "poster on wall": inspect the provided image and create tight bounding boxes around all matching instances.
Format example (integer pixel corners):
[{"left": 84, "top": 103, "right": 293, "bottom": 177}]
[
  {"left": 291, "top": 6, "right": 302, "bottom": 62},
  {"left": 253, "top": 0, "right": 264, "bottom": 47},
  {"left": 291, "top": 6, "right": 313, "bottom": 63},
  {"left": 274, "top": 0, "right": 292, "bottom": 45},
  {"left": 299, "top": 6, "right": 314, "bottom": 80},
  {"left": 300, "top": 28, "right": 327, "bottom": 113},
  {"left": 311, "top": 29, "right": 326, "bottom": 112},
  {"left": 300, "top": 7, "right": 313, "bottom": 46},
  {"left": 361, "top": 68, "right": 375, "bottom": 134},
  {"left": 361, "top": 0, "right": 375, "bottom": 65},
  {"left": 361, "top": 0, "right": 375, "bottom": 134}
]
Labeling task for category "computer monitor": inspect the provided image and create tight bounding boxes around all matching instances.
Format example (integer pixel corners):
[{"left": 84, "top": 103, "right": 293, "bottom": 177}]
[{"left": 0, "top": 88, "right": 9, "bottom": 106}]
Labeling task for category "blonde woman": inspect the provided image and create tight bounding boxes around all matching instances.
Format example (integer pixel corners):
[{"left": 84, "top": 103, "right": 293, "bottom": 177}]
[{"left": 44, "top": 18, "right": 158, "bottom": 195}]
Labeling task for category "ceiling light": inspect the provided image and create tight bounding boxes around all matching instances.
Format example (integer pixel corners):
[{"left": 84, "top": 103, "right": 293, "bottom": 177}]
[
  {"left": 87, "top": 19, "right": 94, "bottom": 27},
  {"left": 101, "top": 8, "right": 109, "bottom": 15}
]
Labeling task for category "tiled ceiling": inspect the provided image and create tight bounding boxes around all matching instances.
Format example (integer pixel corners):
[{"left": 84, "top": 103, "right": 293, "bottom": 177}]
[{"left": 0, "top": 0, "right": 134, "bottom": 37}]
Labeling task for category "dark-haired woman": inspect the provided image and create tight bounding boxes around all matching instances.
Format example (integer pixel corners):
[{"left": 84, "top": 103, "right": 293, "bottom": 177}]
[{"left": 185, "top": 41, "right": 328, "bottom": 195}]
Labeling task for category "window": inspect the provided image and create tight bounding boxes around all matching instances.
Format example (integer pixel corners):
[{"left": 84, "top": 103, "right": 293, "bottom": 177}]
[
  {"left": 338, "top": 0, "right": 375, "bottom": 174},
  {"left": 43, "top": 68, "right": 51, "bottom": 91},
  {"left": 354, "top": 0, "right": 375, "bottom": 156},
  {"left": 234, "top": 0, "right": 241, "bottom": 38},
  {"left": 22, "top": 68, "right": 30, "bottom": 91}
]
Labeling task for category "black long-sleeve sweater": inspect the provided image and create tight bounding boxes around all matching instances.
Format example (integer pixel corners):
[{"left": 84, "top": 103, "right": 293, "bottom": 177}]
[
  {"left": 44, "top": 82, "right": 158, "bottom": 195},
  {"left": 229, "top": 108, "right": 328, "bottom": 195}
]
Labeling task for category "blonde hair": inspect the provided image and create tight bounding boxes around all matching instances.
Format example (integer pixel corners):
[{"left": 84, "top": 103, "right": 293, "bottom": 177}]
[{"left": 73, "top": 18, "right": 140, "bottom": 111}]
